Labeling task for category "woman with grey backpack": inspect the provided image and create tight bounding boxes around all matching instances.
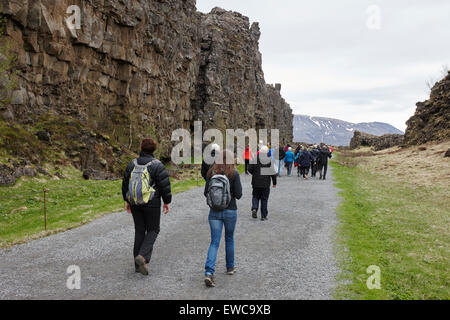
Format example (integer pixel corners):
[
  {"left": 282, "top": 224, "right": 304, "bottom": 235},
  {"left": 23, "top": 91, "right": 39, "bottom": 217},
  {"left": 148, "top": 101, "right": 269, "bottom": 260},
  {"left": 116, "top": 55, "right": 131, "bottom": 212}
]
[{"left": 203, "top": 150, "right": 243, "bottom": 287}]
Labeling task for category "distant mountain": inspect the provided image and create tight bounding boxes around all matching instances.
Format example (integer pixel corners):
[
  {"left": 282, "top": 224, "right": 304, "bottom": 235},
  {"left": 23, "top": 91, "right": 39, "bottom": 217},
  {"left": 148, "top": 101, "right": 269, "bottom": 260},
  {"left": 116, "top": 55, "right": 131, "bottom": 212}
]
[{"left": 293, "top": 115, "right": 404, "bottom": 146}]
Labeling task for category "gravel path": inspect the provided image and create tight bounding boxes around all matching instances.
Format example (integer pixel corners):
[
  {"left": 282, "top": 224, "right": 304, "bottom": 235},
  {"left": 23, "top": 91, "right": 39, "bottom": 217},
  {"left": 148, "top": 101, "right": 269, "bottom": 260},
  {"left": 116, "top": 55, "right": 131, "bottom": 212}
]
[{"left": 0, "top": 166, "right": 340, "bottom": 300}]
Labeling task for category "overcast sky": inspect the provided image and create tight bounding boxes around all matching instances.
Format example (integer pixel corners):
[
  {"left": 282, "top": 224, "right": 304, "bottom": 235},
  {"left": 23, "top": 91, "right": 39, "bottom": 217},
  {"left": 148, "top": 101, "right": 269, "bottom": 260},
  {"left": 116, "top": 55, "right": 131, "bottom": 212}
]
[{"left": 196, "top": 0, "right": 450, "bottom": 131}]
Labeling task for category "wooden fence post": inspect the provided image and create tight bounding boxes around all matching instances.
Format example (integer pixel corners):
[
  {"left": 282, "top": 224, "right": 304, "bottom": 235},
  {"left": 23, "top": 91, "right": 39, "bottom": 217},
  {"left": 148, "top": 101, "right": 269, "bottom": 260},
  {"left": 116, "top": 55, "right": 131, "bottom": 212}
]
[{"left": 43, "top": 188, "right": 47, "bottom": 231}]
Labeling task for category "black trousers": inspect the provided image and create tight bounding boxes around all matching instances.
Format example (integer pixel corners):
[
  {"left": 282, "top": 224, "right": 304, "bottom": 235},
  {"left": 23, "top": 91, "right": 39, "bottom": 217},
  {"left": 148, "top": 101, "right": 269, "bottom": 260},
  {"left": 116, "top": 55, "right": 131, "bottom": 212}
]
[
  {"left": 251, "top": 187, "right": 270, "bottom": 218},
  {"left": 131, "top": 205, "right": 161, "bottom": 266},
  {"left": 318, "top": 163, "right": 328, "bottom": 179},
  {"left": 311, "top": 162, "right": 317, "bottom": 177},
  {"left": 245, "top": 159, "right": 250, "bottom": 173},
  {"left": 300, "top": 165, "right": 310, "bottom": 177}
]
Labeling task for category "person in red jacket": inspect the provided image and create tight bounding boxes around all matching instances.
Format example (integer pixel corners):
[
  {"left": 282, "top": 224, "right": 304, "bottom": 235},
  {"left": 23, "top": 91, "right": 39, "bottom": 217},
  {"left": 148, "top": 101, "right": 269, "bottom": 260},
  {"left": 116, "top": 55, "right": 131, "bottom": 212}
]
[{"left": 243, "top": 145, "right": 253, "bottom": 174}]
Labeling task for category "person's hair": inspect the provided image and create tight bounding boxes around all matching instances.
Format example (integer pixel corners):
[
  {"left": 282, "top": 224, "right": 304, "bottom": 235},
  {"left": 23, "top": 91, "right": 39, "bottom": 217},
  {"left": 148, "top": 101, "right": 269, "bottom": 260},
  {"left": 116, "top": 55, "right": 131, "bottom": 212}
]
[
  {"left": 207, "top": 150, "right": 235, "bottom": 179},
  {"left": 141, "top": 138, "right": 158, "bottom": 154}
]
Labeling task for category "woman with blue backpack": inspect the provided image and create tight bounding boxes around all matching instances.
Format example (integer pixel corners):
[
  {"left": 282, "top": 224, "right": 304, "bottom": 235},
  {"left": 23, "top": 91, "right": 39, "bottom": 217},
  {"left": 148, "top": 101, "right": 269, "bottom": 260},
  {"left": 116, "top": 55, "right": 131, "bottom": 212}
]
[{"left": 203, "top": 150, "right": 243, "bottom": 287}]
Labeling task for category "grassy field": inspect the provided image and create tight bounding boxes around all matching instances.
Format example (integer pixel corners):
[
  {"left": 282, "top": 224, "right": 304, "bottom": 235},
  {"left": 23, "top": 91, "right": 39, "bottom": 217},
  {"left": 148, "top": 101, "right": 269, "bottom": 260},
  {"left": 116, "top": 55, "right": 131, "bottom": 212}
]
[
  {"left": 0, "top": 163, "right": 245, "bottom": 247},
  {"left": 331, "top": 142, "right": 449, "bottom": 299}
]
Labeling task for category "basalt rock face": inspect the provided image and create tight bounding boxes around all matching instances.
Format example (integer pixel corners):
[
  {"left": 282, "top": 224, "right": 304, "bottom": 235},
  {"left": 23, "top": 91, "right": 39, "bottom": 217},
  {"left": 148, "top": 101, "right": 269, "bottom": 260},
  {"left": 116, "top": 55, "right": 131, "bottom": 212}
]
[
  {"left": 192, "top": 8, "right": 293, "bottom": 142},
  {"left": 1, "top": 0, "right": 202, "bottom": 161},
  {"left": 350, "top": 131, "right": 404, "bottom": 151},
  {"left": 404, "top": 72, "right": 450, "bottom": 145},
  {"left": 0, "top": 0, "right": 293, "bottom": 177}
]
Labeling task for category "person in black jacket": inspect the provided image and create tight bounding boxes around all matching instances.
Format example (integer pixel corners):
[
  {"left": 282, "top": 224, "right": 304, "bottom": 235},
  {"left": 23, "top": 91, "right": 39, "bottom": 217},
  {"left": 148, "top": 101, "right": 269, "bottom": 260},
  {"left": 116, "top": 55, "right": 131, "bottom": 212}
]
[
  {"left": 310, "top": 145, "right": 320, "bottom": 177},
  {"left": 317, "top": 145, "right": 332, "bottom": 180},
  {"left": 201, "top": 144, "right": 220, "bottom": 181},
  {"left": 298, "top": 147, "right": 313, "bottom": 179},
  {"left": 248, "top": 146, "right": 277, "bottom": 221},
  {"left": 203, "top": 150, "right": 242, "bottom": 287},
  {"left": 122, "top": 138, "right": 172, "bottom": 275}
]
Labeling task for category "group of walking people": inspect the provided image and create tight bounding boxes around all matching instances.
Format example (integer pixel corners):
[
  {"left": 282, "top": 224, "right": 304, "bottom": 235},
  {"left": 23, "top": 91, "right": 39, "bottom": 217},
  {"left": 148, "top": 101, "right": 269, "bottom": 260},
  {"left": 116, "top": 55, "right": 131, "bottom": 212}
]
[
  {"left": 121, "top": 138, "right": 332, "bottom": 288},
  {"left": 278, "top": 144, "right": 333, "bottom": 180}
]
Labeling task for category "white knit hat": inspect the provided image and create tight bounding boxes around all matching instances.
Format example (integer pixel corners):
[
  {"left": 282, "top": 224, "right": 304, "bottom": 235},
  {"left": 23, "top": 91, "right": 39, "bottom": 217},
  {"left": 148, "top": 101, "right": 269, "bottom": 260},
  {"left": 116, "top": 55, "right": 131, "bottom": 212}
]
[
  {"left": 260, "top": 145, "right": 269, "bottom": 153},
  {"left": 211, "top": 143, "right": 220, "bottom": 152}
]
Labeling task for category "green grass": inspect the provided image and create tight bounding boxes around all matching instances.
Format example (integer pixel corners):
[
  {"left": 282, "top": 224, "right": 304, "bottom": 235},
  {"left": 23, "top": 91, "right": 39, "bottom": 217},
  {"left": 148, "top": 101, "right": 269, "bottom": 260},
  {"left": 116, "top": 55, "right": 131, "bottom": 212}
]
[
  {"left": 0, "top": 166, "right": 213, "bottom": 247},
  {"left": 330, "top": 158, "right": 450, "bottom": 299},
  {"left": 0, "top": 163, "right": 246, "bottom": 247}
]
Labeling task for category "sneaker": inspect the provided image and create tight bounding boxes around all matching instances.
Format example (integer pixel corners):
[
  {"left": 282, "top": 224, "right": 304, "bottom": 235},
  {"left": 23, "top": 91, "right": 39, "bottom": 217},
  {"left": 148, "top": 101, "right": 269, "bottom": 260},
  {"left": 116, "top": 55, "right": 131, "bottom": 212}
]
[
  {"left": 252, "top": 209, "right": 257, "bottom": 219},
  {"left": 135, "top": 255, "right": 149, "bottom": 276},
  {"left": 205, "top": 275, "right": 215, "bottom": 287},
  {"left": 261, "top": 217, "right": 265, "bottom": 221},
  {"left": 226, "top": 267, "right": 236, "bottom": 275}
]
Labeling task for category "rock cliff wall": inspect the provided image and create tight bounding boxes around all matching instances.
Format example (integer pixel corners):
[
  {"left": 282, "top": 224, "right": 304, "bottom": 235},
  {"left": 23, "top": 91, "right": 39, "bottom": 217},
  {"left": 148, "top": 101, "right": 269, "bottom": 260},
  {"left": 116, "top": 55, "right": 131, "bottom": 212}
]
[
  {"left": 404, "top": 72, "right": 450, "bottom": 145},
  {"left": 0, "top": 0, "right": 293, "bottom": 170},
  {"left": 349, "top": 131, "right": 404, "bottom": 151}
]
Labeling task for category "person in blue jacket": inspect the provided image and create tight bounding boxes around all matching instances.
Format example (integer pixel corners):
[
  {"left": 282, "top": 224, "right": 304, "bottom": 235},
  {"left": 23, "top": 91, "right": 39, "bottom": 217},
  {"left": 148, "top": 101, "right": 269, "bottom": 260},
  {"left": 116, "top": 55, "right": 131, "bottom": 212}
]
[{"left": 283, "top": 147, "right": 295, "bottom": 176}]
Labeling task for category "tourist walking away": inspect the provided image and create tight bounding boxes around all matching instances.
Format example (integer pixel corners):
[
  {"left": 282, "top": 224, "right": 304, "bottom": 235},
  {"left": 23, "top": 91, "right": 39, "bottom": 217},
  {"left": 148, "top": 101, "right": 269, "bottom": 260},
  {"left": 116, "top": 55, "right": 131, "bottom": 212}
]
[
  {"left": 204, "top": 150, "right": 243, "bottom": 287},
  {"left": 248, "top": 146, "right": 277, "bottom": 221},
  {"left": 122, "top": 138, "right": 172, "bottom": 276},
  {"left": 310, "top": 145, "right": 320, "bottom": 177},
  {"left": 294, "top": 144, "right": 301, "bottom": 158},
  {"left": 277, "top": 144, "right": 285, "bottom": 176},
  {"left": 317, "top": 144, "right": 332, "bottom": 180},
  {"left": 201, "top": 143, "right": 221, "bottom": 181},
  {"left": 284, "top": 147, "right": 295, "bottom": 176},
  {"left": 243, "top": 145, "right": 253, "bottom": 175},
  {"left": 298, "top": 146, "right": 313, "bottom": 179}
]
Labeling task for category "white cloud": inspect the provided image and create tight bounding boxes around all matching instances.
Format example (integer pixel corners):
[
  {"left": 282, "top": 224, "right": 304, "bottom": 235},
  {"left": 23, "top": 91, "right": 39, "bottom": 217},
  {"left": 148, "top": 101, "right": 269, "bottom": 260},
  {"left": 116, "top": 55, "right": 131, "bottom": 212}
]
[{"left": 196, "top": 0, "right": 450, "bottom": 132}]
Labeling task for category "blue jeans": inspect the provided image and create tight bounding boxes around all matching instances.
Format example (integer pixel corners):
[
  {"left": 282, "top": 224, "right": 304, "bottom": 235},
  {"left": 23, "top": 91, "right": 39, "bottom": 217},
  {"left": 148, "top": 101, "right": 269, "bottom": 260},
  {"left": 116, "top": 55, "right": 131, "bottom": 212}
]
[
  {"left": 205, "top": 209, "right": 238, "bottom": 276},
  {"left": 286, "top": 162, "right": 293, "bottom": 176},
  {"left": 278, "top": 159, "right": 284, "bottom": 176}
]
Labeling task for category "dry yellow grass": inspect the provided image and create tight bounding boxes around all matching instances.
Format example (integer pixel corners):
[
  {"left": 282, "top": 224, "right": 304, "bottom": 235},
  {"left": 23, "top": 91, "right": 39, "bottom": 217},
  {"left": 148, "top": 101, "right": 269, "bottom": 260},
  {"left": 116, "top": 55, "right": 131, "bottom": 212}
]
[{"left": 350, "top": 140, "right": 450, "bottom": 189}]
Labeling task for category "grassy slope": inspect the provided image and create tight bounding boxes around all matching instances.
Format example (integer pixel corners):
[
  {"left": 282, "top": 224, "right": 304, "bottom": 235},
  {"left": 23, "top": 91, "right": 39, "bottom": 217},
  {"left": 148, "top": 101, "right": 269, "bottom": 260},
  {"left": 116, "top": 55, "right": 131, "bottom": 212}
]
[
  {"left": 331, "top": 149, "right": 449, "bottom": 299},
  {"left": 0, "top": 164, "right": 245, "bottom": 247}
]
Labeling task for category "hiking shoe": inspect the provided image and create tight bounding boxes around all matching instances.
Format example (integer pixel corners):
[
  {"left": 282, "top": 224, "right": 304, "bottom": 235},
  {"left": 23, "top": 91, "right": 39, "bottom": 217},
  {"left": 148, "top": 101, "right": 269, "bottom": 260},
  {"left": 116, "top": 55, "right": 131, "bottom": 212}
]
[
  {"left": 135, "top": 255, "right": 149, "bottom": 276},
  {"left": 261, "top": 217, "right": 265, "bottom": 221},
  {"left": 252, "top": 209, "right": 257, "bottom": 219},
  {"left": 226, "top": 267, "right": 236, "bottom": 275},
  {"left": 205, "top": 275, "right": 215, "bottom": 287}
]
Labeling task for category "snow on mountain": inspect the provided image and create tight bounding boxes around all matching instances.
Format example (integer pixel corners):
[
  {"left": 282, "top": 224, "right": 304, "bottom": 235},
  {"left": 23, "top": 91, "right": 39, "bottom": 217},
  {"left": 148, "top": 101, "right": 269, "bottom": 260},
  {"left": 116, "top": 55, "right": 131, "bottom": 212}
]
[{"left": 293, "top": 114, "right": 404, "bottom": 146}]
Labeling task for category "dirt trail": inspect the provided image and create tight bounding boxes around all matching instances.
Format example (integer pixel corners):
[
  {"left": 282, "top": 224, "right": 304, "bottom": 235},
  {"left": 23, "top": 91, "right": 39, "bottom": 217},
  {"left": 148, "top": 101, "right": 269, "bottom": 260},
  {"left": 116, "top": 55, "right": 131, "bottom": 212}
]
[{"left": 0, "top": 167, "right": 340, "bottom": 299}]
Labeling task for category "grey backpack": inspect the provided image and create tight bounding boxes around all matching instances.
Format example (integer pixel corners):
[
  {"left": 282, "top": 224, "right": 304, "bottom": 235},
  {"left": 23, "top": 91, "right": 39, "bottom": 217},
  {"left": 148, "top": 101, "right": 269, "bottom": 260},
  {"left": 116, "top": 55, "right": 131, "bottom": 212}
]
[
  {"left": 126, "top": 159, "right": 157, "bottom": 206},
  {"left": 206, "top": 174, "right": 231, "bottom": 211}
]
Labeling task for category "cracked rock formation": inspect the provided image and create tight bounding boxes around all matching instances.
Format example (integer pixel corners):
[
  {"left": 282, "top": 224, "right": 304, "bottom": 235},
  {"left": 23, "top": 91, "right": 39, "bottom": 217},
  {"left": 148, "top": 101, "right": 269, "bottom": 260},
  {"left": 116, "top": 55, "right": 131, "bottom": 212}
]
[
  {"left": 349, "top": 131, "right": 404, "bottom": 151},
  {"left": 1, "top": 0, "right": 293, "bottom": 168},
  {"left": 404, "top": 72, "right": 450, "bottom": 145}
]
